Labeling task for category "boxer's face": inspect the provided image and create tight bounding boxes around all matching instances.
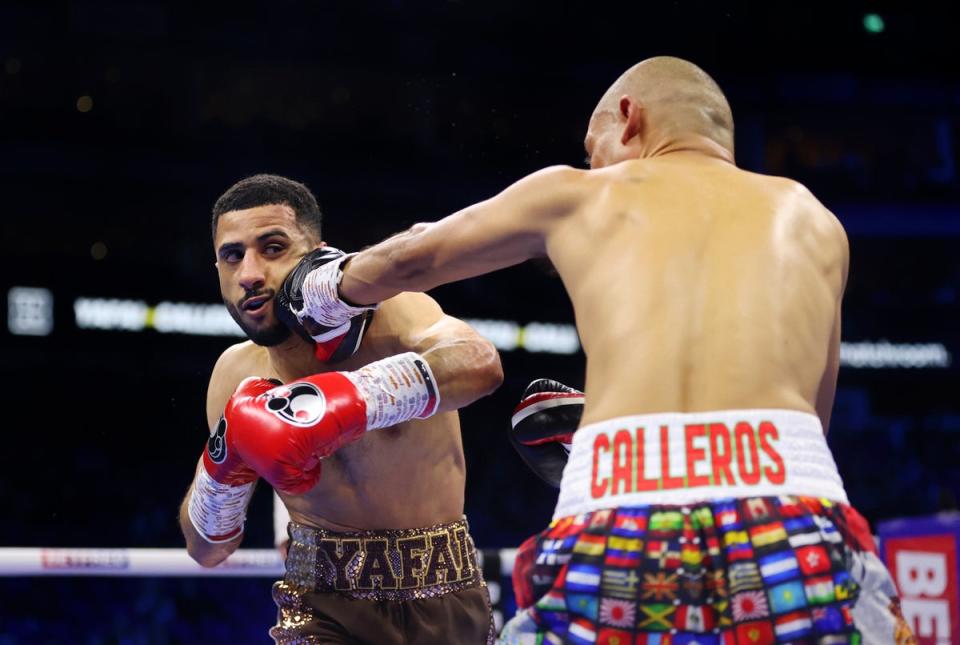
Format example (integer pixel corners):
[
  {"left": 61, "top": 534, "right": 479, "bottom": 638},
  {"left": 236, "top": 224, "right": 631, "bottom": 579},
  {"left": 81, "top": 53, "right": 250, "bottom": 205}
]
[{"left": 214, "top": 203, "right": 318, "bottom": 346}]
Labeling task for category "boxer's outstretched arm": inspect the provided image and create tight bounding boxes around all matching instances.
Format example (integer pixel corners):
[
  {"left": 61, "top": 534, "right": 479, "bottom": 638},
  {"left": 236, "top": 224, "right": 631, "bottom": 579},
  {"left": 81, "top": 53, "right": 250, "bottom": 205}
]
[{"left": 340, "top": 165, "right": 586, "bottom": 305}]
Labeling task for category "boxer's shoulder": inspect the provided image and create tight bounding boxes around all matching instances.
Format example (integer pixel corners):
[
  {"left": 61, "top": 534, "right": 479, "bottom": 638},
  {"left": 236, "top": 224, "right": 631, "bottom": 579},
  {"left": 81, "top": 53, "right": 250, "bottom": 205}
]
[
  {"left": 371, "top": 292, "right": 442, "bottom": 334},
  {"left": 205, "top": 341, "right": 269, "bottom": 426},
  {"left": 755, "top": 173, "right": 834, "bottom": 214},
  {"left": 528, "top": 163, "right": 588, "bottom": 182},
  {"left": 753, "top": 175, "right": 849, "bottom": 287},
  {"left": 331, "top": 293, "right": 423, "bottom": 357},
  {"left": 506, "top": 164, "right": 593, "bottom": 212},
  {"left": 374, "top": 292, "right": 492, "bottom": 356},
  {"left": 774, "top": 176, "right": 848, "bottom": 252},
  {"left": 734, "top": 172, "right": 845, "bottom": 234},
  {"left": 213, "top": 341, "right": 264, "bottom": 376}
]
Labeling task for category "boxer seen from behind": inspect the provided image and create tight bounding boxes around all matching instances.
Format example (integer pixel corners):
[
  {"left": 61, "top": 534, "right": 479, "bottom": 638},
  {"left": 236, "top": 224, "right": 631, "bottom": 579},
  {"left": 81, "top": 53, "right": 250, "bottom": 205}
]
[{"left": 292, "top": 58, "right": 917, "bottom": 644}]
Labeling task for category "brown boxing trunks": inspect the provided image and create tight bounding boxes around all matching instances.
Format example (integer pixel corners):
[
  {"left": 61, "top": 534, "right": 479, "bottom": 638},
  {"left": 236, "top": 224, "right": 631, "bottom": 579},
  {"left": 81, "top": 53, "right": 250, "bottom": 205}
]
[{"left": 270, "top": 517, "right": 494, "bottom": 644}]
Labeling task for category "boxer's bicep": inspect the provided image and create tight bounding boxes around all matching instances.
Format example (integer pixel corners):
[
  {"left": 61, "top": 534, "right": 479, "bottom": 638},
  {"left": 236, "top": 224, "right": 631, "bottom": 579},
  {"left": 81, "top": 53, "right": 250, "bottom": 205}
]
[
  {"left": 205, "top": 372, "right": 232, "bottom": 431},
  {"left": 204, "top": 344, "right": 248, "bottom": 428},
  {"left": 413, "top": 165, "right": 584, "bottom": 280}
]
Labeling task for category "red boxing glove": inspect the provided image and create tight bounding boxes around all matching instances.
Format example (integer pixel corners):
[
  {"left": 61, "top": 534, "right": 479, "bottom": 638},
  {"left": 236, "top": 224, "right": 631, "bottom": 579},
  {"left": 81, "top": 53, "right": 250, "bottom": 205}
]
[
  {"left": 188, "top": 377, "right": 276, "bottom": 543},
  {"left": 227, "top": 372, "right": 366, "bottom": 494},
  {"left": 202, "top": 378, "right": 276, "bottom": 485},
  {"left": 228, "top": 352, "right": 439, "bottom": 495}
]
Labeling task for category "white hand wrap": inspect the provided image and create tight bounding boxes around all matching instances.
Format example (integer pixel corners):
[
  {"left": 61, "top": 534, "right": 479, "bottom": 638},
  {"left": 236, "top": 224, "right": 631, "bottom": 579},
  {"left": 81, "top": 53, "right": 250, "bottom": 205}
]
[
  {"left": 344, "top": 352, "right": 441, "bottom": 430},
  {"left": 187, "top": 460, "right": 255, "bottom": 544},
  {"left": 300, "top": 254, "right": 378, "bottom": 335}
]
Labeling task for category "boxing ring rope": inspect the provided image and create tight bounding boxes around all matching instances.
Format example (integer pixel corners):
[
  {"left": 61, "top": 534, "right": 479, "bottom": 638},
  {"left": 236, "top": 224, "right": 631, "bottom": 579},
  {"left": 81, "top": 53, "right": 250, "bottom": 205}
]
[{"left": 0, "top": 547, "right": 518, "bottom": 578}]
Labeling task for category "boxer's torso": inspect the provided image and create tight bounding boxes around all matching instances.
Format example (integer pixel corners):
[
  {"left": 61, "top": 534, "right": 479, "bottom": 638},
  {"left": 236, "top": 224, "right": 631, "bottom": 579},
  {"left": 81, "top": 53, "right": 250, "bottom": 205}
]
[
  {"left": 548, "top": 153, "right": 847, "bottom": 428},
  {"left": 210, "top": 295, "right": 467, "bottom": 531}
]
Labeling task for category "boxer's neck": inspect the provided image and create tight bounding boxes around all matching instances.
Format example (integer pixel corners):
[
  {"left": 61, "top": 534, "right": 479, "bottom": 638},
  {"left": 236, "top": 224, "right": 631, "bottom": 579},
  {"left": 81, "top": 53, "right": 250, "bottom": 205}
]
[
  {"left": 643, "top": 132, "right": 735, "bottom": 165},
  {"left": 266, "top": 334, "right": 322, "bottom": 381}
]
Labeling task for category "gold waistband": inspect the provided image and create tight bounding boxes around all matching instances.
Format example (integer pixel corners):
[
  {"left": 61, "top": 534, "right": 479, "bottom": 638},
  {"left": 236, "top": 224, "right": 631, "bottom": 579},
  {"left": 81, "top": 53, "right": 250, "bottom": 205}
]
[{"left": 282, "top": 517, "right": 484, "bottom": 601}]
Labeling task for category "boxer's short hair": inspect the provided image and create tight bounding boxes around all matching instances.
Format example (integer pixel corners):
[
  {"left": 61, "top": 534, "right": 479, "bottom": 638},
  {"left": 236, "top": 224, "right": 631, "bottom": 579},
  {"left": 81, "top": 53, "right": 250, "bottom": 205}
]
[{"left": 212, "top": 174, "right": 322, "bottom": 241}]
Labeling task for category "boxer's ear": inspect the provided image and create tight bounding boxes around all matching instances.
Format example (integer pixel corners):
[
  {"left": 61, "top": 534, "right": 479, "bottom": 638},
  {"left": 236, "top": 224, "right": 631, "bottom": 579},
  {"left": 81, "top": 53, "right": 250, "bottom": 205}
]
[{"left": 619, "top": 95, "right": 645, "bottom": 146}]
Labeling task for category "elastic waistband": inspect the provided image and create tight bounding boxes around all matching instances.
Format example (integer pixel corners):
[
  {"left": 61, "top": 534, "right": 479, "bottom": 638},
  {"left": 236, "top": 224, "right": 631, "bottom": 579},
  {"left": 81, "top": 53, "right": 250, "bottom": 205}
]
[
  {"left": 283, "top": 517, "right": 483, "bottom": 601},
  {"left": 554, "top": 409, "right": 848, "bottom": 520}
]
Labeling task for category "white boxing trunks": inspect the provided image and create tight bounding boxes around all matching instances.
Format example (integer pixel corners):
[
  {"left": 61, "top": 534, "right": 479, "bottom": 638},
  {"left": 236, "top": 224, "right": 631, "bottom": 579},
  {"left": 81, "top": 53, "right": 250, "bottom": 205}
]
[{"left": 555, "top": 409, "right": 848, "bottom": 519}]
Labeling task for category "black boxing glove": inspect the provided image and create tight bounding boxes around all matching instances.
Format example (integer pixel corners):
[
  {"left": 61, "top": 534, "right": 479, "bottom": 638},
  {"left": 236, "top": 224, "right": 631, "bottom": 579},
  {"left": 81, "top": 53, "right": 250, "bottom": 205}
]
[
  {"left": 509, "top": 379, "right": 584, "bottom": 488},
  {"left": 275, "top": 247, "right": 375, "bottom": 363}
]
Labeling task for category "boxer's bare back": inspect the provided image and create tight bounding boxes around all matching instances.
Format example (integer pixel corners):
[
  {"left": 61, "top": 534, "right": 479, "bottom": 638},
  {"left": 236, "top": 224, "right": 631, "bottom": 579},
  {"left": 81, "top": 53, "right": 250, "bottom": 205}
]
[
  {"left": 551, "top": 152, "right": 848, "bottom": 429},
  {"left": 339, "top": 56, "right": 849, "bottom": 433}
]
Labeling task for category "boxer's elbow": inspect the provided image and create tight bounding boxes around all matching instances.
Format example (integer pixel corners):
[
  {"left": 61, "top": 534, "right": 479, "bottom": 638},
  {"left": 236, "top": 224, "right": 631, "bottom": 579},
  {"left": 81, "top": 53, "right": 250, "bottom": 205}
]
[
  {"left": 470, "top": 338, "right": 504, "bottom": 397},
  {"left": 186, "top": 539, "right": 233, "bottom": 568},
  {"left": 190, "top": 549, "right": 223, "bottom": 569},
  {"left": 417, "top": 321, "right": 503, "bottom": 409},
  {"left": 180, "top": 509, "right": 236, "bottom": 568}
]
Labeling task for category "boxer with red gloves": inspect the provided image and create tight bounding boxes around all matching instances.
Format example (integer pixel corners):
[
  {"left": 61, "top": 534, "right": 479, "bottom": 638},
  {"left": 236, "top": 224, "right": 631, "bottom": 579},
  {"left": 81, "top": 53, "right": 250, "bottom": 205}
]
[
  {"left": 188, "top": 351, "right": 438, "bottom": 540},
  {"left": 230, "top": 352, "right": 437, "bottom": 494},
  {"left": 178, "top": 174, "right": 501, "bottom": 644}
]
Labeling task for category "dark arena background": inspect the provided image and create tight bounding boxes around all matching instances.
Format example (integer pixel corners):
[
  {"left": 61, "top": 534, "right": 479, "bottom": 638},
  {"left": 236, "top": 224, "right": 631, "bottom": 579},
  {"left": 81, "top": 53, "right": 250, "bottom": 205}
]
[{"left": 1, "top": 2, "right": 958, "bottom": 643}]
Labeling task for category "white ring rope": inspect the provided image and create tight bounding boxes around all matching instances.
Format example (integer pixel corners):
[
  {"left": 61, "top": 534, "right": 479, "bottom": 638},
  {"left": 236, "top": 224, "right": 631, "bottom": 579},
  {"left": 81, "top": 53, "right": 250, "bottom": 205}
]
[{"left": 0, "top": 547, "right": 517, "bottom": 578}]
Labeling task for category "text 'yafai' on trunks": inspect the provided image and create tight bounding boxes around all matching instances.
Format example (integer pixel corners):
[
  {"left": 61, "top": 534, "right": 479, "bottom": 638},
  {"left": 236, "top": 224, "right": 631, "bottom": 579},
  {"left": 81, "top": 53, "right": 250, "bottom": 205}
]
[
  {"left": 317, "top": 525, "right": 476, "bottom": 592},
  {"left": 272, "top": 518, "right": 493, "bottom": 644},
  {"left": 281, "top": 517, "right": 482, "bottom": 600}
]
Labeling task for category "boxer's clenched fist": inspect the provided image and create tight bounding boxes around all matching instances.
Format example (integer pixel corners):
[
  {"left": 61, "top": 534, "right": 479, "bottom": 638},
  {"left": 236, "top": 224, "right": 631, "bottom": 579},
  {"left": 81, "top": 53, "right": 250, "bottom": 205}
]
[
  {"left": 509, "top": 378, "right": 584, "bottom": 488},
  {"left": 275, "top": 247, "right": 374, "bottom": 363}
]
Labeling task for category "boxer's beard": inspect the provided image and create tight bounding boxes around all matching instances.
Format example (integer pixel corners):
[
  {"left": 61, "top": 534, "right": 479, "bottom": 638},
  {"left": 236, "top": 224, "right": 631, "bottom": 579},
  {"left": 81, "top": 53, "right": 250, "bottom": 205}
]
[{"left": 224, "top": 298, "right": 291, "bottom": 347}]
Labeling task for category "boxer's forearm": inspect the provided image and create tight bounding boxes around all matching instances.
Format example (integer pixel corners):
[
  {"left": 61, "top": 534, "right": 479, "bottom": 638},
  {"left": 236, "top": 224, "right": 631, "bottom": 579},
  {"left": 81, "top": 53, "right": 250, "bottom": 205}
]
[
  {"left": 420, "top": 334, "right": 503, "bottom": 413},
  {"left": 342, "top": 218, "right": 542, "bottom": 305},
  {"left": 340, "top": 223, "right": 447, "bottom": 305},
  {"left": 179, "top": 484, "right": 242, "bottom": 567},
  {"left": 340, "top": 166, "right": 584, "bottom": 305},
  {"left": 396, "top": 310, "right": 503, "bottom": 413}
]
